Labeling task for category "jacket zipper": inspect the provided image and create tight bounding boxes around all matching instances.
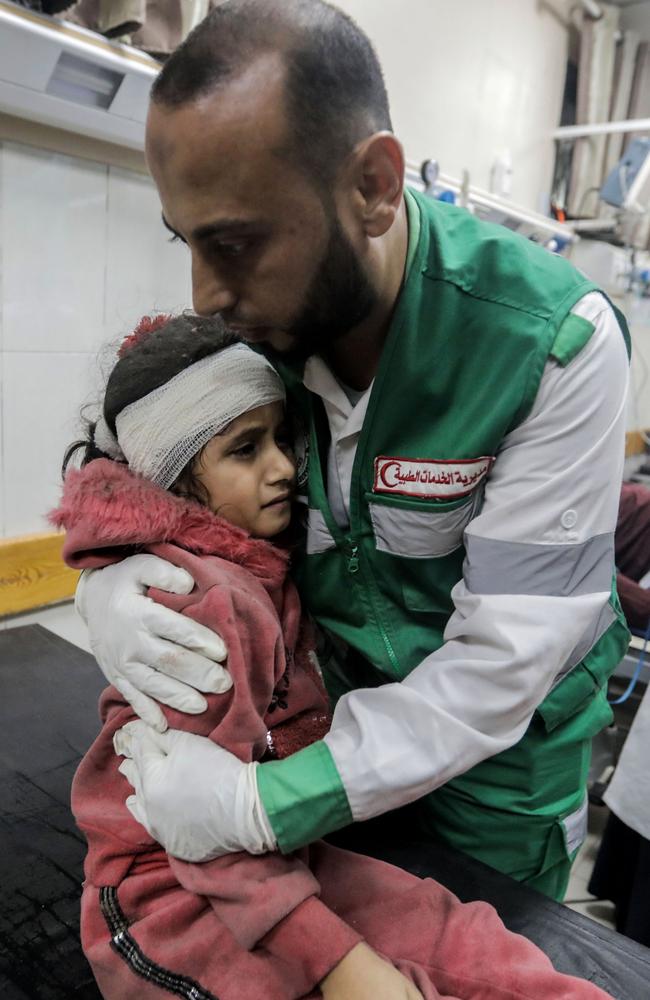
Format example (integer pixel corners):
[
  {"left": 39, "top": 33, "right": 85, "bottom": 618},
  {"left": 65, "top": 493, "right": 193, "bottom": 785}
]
[
  {"left": 346, "top": 543, "right": 359, "bottom": 574},
  {"left": 345, "top": 535, "right": 400, "bottom": 676}
]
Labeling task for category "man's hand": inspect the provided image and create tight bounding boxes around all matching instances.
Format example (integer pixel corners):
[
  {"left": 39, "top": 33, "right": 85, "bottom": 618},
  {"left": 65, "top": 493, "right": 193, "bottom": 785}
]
[
  {"left": 115, "top": 721, "right": 277, "bottom": 860},
  {"left": 321, "top": 944, "right": 424, "bottom": 1000},
  {"left": 77, "top": 554, "right": 231, "bottom": 731}
]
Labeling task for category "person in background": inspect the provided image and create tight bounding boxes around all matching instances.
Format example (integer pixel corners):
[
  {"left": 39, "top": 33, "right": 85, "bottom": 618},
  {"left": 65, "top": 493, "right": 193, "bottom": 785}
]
[
  {"left": 614, "top": 481, "right": 650, "bottom": 631},
  {"left": 587, "top": 480, "right": 650, "bottom": 946},
  {"left": 76, "top": 0, "right": 630, "bottom": 903},
  {"left": 53, "top": 312, "right": 613, "bottom": 1000}
]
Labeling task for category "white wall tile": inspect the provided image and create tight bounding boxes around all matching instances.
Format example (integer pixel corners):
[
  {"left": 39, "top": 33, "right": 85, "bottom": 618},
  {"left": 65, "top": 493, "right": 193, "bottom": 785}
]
[
  {"left": 1, "top": 143, "right": 108, "bottom": 353},
  {"left": 0, "top": 143, "right": 192, "bottom": 538},
  {"left": 2, "top": 352, "right": 99, "bottom": 536},
  {"left": 104, "top": 167, "right": 191, "bottom": 343}
]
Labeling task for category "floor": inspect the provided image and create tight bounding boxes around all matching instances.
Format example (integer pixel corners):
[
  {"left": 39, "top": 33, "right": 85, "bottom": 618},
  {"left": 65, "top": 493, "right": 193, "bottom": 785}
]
[
  {"left": 564, "top": 803, "right": 616, "bottom": 929},
  {"left": 2, "top": 601, "right": 618, "bottom": 930}
]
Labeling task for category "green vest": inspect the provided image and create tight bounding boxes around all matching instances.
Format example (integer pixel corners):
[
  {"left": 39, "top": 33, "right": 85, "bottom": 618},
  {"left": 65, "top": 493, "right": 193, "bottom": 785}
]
[{"left": 279, "top": 188, "right": 631, "bottom": 726}]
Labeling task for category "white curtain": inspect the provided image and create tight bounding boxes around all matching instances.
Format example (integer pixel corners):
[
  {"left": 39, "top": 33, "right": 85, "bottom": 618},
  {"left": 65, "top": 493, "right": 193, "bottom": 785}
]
[{"left": 568, "top": 3, "right": 621, "bottom": 217}]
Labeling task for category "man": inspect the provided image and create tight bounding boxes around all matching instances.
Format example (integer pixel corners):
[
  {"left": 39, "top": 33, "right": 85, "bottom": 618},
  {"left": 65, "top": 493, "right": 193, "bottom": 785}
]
[
  {"left": 81, "top": 0, "right": 631, "bottom": 901},
  {"left": 585, "top": 482, "right": 650, "bottom": 945}
]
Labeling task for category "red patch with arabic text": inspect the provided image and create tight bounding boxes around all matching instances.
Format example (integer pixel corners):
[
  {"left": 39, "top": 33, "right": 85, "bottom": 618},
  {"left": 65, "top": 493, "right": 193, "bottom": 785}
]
[{"left": 373, "top": 455, "right": 493, "bottom": 500}]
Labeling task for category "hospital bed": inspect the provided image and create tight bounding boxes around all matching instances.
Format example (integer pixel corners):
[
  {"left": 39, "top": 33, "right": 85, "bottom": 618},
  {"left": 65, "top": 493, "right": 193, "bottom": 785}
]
[{"left": 1, "top": 624, "right": 649, "bottom": 999}]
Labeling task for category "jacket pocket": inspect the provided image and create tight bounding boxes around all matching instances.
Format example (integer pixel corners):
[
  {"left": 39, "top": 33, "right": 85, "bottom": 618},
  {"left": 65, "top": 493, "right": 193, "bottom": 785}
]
[
  {"left": 536, "top": 603, "right": 629, "bottom": 732},
  {"left": 366, "top": 491, "right": 476, "bottom": 560}
]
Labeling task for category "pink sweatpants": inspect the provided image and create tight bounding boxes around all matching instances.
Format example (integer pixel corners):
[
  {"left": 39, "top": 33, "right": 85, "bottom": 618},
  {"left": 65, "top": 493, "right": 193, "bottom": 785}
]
[{"left": 82, "top": 841, "right": 612, "bottom": 1000}]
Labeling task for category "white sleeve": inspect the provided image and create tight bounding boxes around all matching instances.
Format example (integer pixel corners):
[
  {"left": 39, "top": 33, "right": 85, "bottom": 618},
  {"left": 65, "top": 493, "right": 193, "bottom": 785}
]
[{"left": 323, "top": 292, "right": 629, "bottom": 821}]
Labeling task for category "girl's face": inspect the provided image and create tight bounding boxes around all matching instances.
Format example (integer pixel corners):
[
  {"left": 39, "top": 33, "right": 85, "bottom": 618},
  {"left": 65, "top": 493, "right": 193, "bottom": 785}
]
[{"left": 194, "top": 400, "right": 296, "bottom": 538}]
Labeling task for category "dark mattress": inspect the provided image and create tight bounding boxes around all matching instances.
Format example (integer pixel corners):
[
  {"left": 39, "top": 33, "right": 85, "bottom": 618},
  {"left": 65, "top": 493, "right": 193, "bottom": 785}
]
[{"left": 1, "top": 623, "right": 649, "bottom": 999}]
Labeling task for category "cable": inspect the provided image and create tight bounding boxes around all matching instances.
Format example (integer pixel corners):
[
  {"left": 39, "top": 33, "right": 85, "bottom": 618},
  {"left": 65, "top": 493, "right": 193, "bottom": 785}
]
[{"left": 609, "top": 617, "right": 650, "bottom": 705}]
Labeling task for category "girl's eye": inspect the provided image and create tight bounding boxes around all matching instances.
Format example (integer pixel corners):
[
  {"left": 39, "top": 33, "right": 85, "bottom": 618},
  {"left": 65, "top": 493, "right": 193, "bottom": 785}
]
[
  {"left": 231, "top": 441, "right": 256, "bottom": 458},
  {"left": 275, "top": 431, "right": 294, "bottom": 454}
]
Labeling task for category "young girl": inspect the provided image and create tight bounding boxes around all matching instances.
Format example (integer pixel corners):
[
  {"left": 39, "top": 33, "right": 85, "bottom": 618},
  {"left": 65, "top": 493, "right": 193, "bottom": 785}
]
[{"left": 53, "top": 313, "right": 613, "bottom": 1000}]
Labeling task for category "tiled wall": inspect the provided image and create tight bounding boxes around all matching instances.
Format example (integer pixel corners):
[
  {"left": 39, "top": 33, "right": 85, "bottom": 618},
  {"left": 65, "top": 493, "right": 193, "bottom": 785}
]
[{"left": 0, "top": 140, "right": 191, "bottom": 538}]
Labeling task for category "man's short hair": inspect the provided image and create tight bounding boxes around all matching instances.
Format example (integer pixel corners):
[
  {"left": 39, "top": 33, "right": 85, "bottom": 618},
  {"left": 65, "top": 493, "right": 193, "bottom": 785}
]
[{"left": 151, "top": 0, "right": 392, "bottom": 186}]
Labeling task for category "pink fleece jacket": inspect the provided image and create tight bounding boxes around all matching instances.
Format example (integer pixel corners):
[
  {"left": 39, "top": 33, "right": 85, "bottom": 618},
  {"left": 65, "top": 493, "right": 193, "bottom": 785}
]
[{"left": 52, "top": 459, "right": 614, "bottom": 1000}]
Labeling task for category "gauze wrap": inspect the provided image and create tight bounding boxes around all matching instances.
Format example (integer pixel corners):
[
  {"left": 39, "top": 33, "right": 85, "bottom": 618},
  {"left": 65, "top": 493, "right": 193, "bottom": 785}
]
[{"left": 95, "top": 344, "right": 286, "bottom": 489}]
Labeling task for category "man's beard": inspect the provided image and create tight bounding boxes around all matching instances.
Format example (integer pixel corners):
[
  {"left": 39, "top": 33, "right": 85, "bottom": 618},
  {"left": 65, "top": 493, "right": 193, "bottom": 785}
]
[{"left": 267, "top": 213, "right": 377, "bottom": 365}]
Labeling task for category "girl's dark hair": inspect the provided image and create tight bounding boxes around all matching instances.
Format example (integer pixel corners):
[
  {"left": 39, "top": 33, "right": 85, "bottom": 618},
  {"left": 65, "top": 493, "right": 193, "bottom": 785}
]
[{"left": 63, "top": 313, "right": 238, "bottom": 503}]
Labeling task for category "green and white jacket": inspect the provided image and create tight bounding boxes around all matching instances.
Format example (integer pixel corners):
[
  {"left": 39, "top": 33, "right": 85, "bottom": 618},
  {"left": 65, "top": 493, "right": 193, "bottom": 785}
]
[{"left": 257, "top": 188, "right": 631, "bottom": 852}]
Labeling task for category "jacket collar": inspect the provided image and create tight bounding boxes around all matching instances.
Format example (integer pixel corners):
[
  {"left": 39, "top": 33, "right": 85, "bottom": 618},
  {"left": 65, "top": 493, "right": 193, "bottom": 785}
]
[{"left": 50, "top": 459, "right": 289, "bottom": 588}]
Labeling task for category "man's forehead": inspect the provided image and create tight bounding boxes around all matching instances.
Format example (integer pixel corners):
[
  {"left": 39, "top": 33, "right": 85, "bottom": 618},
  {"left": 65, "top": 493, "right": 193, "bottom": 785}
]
[
  {"left": 146, "top": 111, "right": 298, "bottom": 234},
  {"left": 152, "top": 141, "right": 285, "bottom": 239},
  {"left": 146, "top": 52, "right": 290, "bottom": 165}
]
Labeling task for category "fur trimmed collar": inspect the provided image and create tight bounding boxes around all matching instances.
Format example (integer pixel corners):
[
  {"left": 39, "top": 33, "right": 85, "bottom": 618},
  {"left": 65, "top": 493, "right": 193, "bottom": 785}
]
[{"left": 51, "top": 459, "right": 289, "bottom": 586}]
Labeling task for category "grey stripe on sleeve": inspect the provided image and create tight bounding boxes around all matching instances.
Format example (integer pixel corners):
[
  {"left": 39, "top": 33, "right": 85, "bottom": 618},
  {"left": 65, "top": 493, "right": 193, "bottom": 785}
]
[
  {"left": 552, "top": 599, "right": 616, "bottom": 686},
  {"left": 463, "top": 532, "right": 614, "bottom": 597}
]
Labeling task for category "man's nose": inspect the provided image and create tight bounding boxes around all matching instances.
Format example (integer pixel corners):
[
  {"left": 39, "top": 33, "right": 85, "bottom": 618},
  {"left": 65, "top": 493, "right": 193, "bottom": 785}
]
[{"left": 191, "top": 255, "right": 237, "bottom": 317}]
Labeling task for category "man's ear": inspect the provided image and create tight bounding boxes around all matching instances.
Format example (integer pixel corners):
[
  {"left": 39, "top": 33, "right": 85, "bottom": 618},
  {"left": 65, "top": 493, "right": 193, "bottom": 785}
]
[{"left": 347, "top": 132, "right": 405, "bottom": 238}]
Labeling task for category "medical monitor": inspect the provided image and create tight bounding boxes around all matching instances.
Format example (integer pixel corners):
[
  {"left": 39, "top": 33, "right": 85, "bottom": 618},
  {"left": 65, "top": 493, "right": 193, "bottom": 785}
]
[{"left": 600, "top": 137, "right": 650, "bottom": 214}]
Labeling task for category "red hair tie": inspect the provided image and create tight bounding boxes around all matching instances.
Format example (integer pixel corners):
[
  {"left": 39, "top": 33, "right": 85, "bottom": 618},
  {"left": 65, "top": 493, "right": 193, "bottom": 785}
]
[{"left": 118, "top": 314, "right": 172, "bottom": 358}]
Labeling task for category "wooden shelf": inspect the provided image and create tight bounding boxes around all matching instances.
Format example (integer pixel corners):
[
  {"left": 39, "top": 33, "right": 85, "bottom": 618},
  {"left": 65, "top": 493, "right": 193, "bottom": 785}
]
[{"left": 0, "top": 532, "right": 79, "bottom": 617}]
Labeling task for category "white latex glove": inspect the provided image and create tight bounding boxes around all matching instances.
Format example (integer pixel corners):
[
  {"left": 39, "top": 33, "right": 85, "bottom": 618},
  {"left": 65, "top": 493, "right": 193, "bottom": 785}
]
[
  {"left": 76, "top": 554, "right": 231, "bottom": 732},
  {"left": 115, "top": 720, "right": 277, "bottom": 861}
]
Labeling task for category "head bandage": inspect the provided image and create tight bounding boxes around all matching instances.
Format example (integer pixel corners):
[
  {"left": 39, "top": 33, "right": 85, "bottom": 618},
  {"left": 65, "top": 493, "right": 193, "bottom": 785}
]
[{"left": 95, "top": 344, "right": 286, "bottom": 489}]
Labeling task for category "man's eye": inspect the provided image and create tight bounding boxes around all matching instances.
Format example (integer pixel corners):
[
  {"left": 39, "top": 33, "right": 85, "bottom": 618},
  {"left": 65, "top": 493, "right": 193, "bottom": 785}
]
[{"left": 217, "top": 240, "right": 249, "bottom": 258}]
